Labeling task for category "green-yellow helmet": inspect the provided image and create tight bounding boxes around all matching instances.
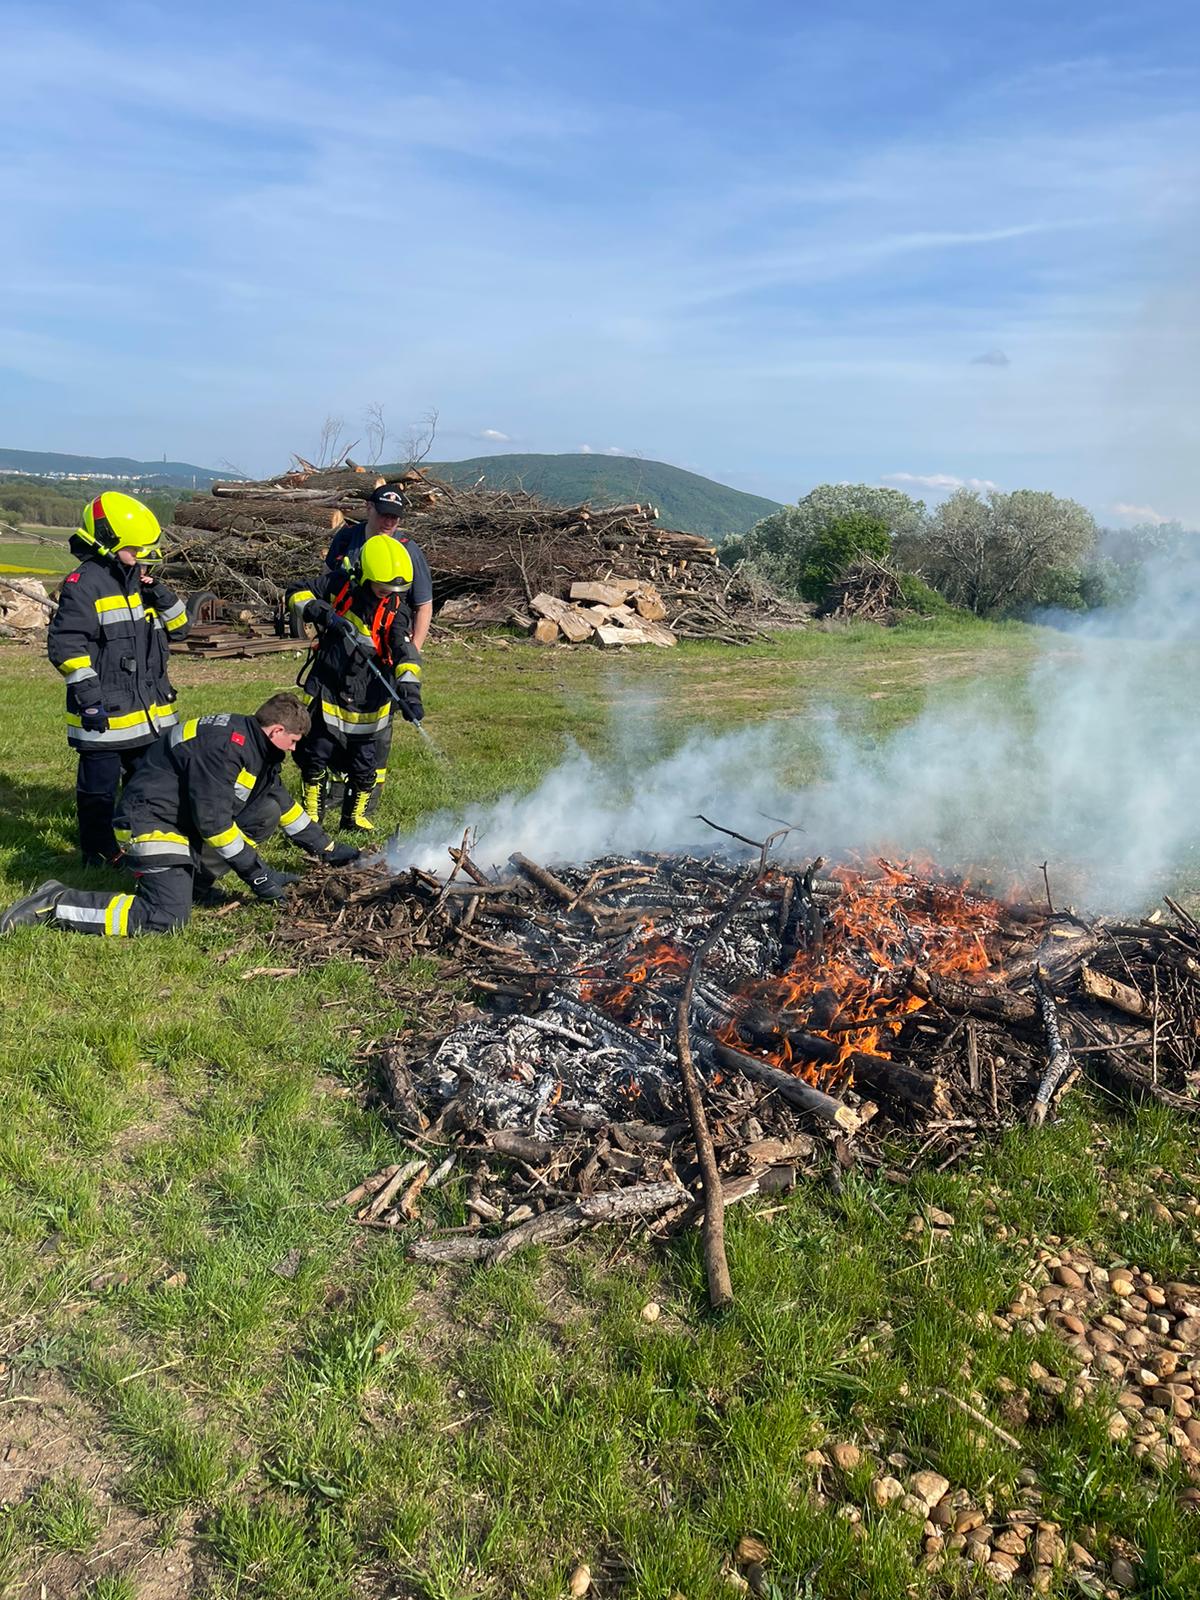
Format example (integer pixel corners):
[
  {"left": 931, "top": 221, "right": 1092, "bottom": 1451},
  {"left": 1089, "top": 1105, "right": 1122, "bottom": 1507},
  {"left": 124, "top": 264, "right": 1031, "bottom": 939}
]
[
  {"left": 360, "top": 534, "right": 414, "bottom": 590},
  {"left": 78, "top": 491, "right": 162, "bottom": 556}
]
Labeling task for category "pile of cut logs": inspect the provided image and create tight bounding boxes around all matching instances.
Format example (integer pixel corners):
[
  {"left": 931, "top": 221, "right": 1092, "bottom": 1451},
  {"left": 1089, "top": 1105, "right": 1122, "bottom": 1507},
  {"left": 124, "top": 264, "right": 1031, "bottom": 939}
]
[
  {"left": 529, "top": 578, "right": 677, "bottom": 648},
  {"left": 269, "top": 841, "right": 1200, "bottom": 1304},
  {"left": 164, "top": 458, "right": 806, "bottom": 648}
]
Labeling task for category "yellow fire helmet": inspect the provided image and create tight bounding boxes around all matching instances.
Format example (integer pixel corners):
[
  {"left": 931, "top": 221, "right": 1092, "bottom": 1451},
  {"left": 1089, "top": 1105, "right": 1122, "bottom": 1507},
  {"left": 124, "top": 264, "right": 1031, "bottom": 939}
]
[
  {"left": 78, "top": 491, "right": 162, "bottom": 557},
  {"left": 359, "top": 533, "right": 414, "bottom": 591}
]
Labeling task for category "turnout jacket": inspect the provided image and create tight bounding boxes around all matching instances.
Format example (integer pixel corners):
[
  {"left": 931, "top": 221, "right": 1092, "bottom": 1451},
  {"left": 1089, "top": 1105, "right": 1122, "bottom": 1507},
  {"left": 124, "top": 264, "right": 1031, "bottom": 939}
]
[
  {"left": 47, "top": 553, "right": 191, "bottom": 752},
  {"left": 288, "top": 571, "right": 421, "bottom": 744},
  {"left": 115, "top": 712, "right": 332, "bottom": 876}
]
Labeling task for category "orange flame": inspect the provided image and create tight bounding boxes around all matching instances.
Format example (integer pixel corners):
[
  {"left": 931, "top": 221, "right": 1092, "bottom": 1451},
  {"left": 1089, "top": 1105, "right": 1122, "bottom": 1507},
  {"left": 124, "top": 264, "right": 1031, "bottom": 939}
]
[
  {"left": 573, "top": 859, "right": 1010, "bottom": 1097},
  {"left": 580, "top": 920, "right": 690, "bottom": 1021},
  {"left": 722, "top": 859, "right": 1004, "bottom": 1086}
]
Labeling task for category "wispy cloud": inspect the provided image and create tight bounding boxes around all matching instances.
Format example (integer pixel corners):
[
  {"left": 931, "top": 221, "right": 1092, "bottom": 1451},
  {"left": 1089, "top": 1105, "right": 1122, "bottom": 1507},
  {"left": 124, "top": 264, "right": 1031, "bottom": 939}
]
[
  {"left": 579, "top": 446, "right": 626, "bottom": 457},
  {"left": 1112, "top": 502, "right": 1172, "bottom": 525},
  {"left": 884, "top": 472, "right": 1001, "bottom": 494},
  {"left": 0, "top": 4, "right": 1196, "bottom": 516}
]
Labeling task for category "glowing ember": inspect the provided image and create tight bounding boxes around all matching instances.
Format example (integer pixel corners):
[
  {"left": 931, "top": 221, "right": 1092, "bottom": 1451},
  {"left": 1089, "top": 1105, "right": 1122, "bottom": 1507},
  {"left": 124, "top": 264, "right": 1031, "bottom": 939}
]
[
  {"left": 579, "top": 859, "right": 1009, "bottom": 1093},
  {"left": 579, "top": 921, "right": 690, "bottom": 1021},
  {"left": 725, "top": 860, "right": 1005, "bottom": 1086}
]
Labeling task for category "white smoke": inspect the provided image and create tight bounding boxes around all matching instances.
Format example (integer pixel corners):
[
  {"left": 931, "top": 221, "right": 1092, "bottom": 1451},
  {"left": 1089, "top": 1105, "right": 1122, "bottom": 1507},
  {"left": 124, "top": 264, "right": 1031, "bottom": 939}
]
[{"left": 390, "top": 547, "right": 1200, "bottom": 914}]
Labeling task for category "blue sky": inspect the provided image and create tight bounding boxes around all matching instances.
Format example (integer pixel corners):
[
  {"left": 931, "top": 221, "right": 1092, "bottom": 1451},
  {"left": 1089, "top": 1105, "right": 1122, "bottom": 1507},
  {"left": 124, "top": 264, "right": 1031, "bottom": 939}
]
[{"left": 2, "top": 0, "right": 1198, "bottom": 521}]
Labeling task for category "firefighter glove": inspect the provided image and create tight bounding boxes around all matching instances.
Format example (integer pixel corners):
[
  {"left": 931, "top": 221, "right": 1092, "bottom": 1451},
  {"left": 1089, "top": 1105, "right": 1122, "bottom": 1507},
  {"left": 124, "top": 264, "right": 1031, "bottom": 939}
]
[
  {"left": 80, "top": 704, "right": 110, "bottom": 734},
  {"left": 323, "top": 841, "right": 361, "bottom": 866},
  {"left": 247, "top": 866, "right": 299, "bottom": 902},
  {"left": 398, "top": 687, "right": 424, "bottom": 723}
]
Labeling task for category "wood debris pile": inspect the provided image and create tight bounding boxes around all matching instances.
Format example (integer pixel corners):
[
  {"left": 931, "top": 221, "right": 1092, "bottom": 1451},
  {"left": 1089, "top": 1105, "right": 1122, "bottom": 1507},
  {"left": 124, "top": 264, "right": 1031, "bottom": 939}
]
[
  {"left": 0, "top": 576, "right": 52, "bottom": 640},
  {"left": 820, "top": 555, "right": 908, "bottom": 625},
  {"left": 273, "top": 845, "right": 1200, "bottom": 1283},
  {"left": 164, "top": 459, "right": 806, "bottom": 647},
  {"left": 165, "top": 462, "right": 388, "bottom": 650}
]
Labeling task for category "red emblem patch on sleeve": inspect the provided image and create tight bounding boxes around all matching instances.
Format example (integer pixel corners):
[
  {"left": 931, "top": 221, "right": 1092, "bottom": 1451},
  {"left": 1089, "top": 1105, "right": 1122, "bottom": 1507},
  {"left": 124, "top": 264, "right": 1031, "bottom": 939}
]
[
  {"left": 65, "top": 572, "right": 80, "bottom": 583},
  {"left": 230, "top": 732, "right": 245, "bottom": 745}
]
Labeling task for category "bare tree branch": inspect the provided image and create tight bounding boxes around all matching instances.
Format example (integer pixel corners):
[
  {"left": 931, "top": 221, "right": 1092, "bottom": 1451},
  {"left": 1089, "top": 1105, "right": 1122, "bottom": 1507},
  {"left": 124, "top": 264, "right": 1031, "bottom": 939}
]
[{"left": 364, "top": 403, "right": 387, "bottom": 467}]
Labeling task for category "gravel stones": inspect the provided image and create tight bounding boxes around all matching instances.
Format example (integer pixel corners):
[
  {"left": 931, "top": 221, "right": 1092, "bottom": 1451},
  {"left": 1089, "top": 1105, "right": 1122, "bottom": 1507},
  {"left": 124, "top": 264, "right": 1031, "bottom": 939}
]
[
  {"left": 908, "top": 1470, "right": 950, "bottom": 1510},
  {"left": 869, "top": 1475, "right": 904, "bottom": 1509}
]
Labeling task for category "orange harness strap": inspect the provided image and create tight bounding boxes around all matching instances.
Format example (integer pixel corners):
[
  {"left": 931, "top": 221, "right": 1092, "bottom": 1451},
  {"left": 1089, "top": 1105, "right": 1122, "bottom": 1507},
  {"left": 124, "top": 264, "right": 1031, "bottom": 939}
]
[{"left": 332, "top": 584, "right": 400, "bottom": 668}]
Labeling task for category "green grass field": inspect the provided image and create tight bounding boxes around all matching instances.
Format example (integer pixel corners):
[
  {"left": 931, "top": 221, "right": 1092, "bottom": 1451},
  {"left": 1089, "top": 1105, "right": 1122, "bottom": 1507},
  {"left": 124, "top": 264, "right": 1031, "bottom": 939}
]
[
  {"left": 0, "top": 525, "right": 75, "bottom": 577},
  {"left": 1, "top": 620, "right": 1199, "bottom": 1600}
]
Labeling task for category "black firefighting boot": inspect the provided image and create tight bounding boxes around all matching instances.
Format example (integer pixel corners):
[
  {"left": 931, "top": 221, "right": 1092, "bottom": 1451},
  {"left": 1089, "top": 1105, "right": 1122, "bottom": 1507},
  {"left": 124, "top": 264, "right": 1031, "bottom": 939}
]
[
  {"left": 344, "top": 789, "right": 375, "bottom": 833},
  {"left": 364, "top": 769, "right": 386, "bottom": 821},
  {"left": 192, "top": 869, "right": 236, "bottom": 908},
  {"left": 0, "top": 881, "right": 66, "bottom": 934},
  {"left": 326, "top": 774, "right": 345, "bottom": 825}
]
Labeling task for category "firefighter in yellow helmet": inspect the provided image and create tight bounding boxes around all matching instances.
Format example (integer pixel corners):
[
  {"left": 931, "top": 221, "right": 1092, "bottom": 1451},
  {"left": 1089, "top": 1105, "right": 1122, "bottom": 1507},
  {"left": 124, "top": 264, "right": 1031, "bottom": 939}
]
[
  {"left": 286, "top": 533, "right": 424, "bottom": 832},
  {"left": 47, "top": 491, "right": 192, "bottom": 865}
]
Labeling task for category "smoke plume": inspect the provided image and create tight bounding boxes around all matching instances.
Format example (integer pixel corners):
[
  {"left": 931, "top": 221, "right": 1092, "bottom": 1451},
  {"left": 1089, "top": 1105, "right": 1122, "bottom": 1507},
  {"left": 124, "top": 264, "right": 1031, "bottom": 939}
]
[{"left": 389, "top": 547, "right": 1200, "bottom": 913}]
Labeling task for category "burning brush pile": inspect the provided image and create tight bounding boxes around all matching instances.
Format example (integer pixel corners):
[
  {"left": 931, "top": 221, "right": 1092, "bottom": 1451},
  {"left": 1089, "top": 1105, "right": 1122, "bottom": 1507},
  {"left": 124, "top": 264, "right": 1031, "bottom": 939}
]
[{"left": 276, "top": 846, "right": 1200, "bottom": 1296}]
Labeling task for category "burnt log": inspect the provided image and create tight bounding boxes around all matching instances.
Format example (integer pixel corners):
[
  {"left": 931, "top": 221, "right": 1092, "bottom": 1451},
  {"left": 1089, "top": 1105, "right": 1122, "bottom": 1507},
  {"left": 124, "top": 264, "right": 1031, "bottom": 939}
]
[
  {"left": 910, "top": 969, "right": 1038, "bottom": 1025},
  {"left": 733, "top": 1020, "right": 950, "bottom": 1115},
  {"left": 486, "top": 1129, "right": 561, "bottom": 1164},
  {"left": 1028, "top": 973, "right": 1074, "bottom": 1126},
  {"left": 1087, "top": 1050, "right": 1200, "bottom": 1118},
  {"left": 711, "top": 1041, "right": 861, "bottom": 1132}
]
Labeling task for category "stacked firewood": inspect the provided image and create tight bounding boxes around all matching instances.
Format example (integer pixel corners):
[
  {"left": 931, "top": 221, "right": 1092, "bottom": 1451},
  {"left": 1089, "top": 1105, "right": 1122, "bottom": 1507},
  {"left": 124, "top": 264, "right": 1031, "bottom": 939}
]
[
  {"left": 163, "top": 459, "right": 806, "bottom": 647},
  {"left": 268, "top": 846, "right": 1200, "bottom": 1290},
  {"left": 820, "top": 555, "right": 908, "bottom": 624}
]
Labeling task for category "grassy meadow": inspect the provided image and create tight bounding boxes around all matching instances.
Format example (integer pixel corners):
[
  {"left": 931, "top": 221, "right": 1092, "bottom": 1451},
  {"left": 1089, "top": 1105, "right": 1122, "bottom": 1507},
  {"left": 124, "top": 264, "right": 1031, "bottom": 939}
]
[
  {"left": 1, "top": 618, "right": 1199, "bottom": 1599},
  {"left": 0, "top": 525, "right": 76, "bottom": 578}
]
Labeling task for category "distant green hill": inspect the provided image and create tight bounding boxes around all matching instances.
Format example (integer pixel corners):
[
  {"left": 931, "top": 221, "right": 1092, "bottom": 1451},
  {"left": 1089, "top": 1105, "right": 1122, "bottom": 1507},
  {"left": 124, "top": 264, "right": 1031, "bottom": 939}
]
[
  {"left": 0, "top": 448, "right": 219, "bottom": 488},
  {"left": 403, "top": 453, "right": 781, "bottom": 543}
]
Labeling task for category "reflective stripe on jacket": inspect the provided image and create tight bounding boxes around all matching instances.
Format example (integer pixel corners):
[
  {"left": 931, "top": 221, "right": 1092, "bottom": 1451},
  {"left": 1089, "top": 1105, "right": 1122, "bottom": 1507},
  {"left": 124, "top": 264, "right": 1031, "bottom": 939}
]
[
  {"left": 287, "top": 572, "right": 421, "bottom": 747},
  {"left": 114, "top": 712, "right": 330, "bottom": 875},
  {"left": 47, "top": 557, "right": 191, "bottom": 751}
]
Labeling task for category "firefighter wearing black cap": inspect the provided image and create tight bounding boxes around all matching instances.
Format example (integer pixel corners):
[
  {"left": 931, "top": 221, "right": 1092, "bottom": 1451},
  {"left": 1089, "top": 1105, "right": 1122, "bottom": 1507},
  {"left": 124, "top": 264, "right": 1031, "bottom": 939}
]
[
  {"left": 288, "top": 534, "right": 424, "bottom": 833},
  {"left": 325, "top": 485, "right": 434, "bottom": 634},
  {"left": 0, "top": 694, "right": 360, "bottom": 936},
  {"left": 47, "top": 491, "right": 192, "bottom": 866},
  {"left": 318, "top": 486, "right": 433, "bottom": 826}
]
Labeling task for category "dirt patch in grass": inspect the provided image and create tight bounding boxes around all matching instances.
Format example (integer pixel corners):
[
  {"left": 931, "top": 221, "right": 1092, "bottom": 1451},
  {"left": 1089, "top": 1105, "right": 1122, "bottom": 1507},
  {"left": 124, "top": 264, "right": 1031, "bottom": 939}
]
[
  {"left": 109, "top": 1085, "right": 188, "bottom": 1167},
  {"left": 1, "top": 1372, "right": 205, "bottom": 1598}
]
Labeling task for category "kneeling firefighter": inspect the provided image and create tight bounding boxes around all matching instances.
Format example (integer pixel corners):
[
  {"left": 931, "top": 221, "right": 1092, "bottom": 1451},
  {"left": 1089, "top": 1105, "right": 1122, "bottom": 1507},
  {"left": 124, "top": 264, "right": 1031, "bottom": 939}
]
[
  {"left": 287, "top": 534, "right": 424, "bottom": 833},
  {"left": 0, "top": 694, "right": 360, "bottom": 936},
  {"left": 47, "top": 491, "right": 192, "bottom": 866}
]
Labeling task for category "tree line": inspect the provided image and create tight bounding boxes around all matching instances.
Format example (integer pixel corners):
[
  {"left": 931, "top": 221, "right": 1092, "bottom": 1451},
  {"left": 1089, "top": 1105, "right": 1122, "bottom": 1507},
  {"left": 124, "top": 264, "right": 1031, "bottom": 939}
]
[
  {"left": 0, "top": 476, "right": 185, "bottom": 531},
  {"left": 722, "top": 483, "right": 1189, "bottom": 616}
]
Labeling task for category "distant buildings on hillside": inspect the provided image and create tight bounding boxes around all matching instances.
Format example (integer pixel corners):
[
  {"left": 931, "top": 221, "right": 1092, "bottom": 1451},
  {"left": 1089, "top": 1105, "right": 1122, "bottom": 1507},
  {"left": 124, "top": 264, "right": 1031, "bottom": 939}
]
[{"left": 1, "top": 470, "right": 193, "bottom": 488}]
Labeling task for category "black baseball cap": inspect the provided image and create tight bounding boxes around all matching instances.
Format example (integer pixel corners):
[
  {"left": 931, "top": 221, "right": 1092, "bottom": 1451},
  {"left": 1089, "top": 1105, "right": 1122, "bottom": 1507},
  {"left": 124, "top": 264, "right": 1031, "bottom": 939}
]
[{"left": 368, "top": 487, "right": 406, "bottom": 517}]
